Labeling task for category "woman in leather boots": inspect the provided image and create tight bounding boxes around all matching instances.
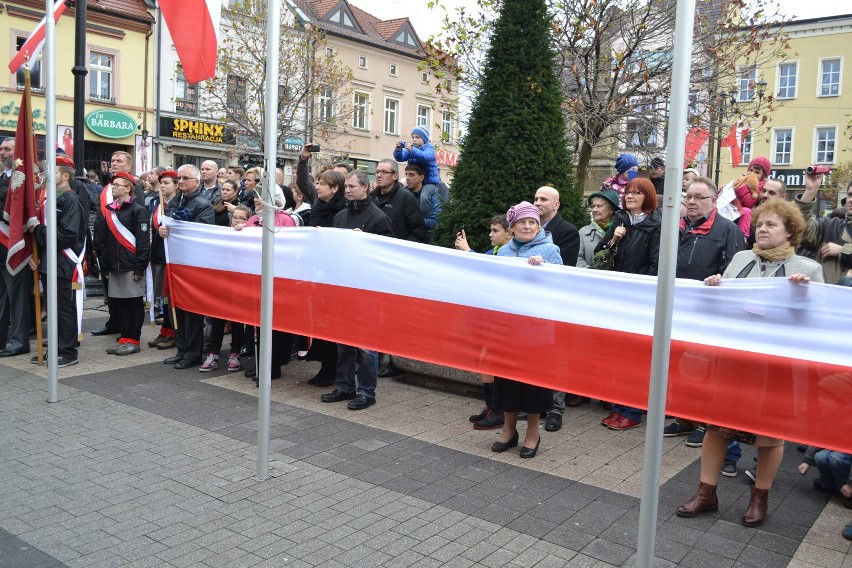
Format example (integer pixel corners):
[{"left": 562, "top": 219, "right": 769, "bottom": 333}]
[{"left": 676, "top": 199, "right": 823, "bottom": 527}]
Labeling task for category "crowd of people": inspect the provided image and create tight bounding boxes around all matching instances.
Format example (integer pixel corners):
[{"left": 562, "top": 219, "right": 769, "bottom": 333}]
[{"left": 1, "top": 132, "right": 850, "bottom": 533}]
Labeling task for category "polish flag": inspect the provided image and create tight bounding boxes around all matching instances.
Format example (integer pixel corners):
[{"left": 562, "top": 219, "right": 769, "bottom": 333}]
[
  {"left": 720, "top": 120, "right": 750, "bottom": 167},
  {"left": 7, "top": 0, "right": 67, "bottom": 74},
  {"left": 683, "top": 127, "right": 708, "bottom": 168},
  {"left": 163, "top": 222, "right": 852, "bottom": 454},
  {"left": 159, "top": 0, "right": 221, "bottom": 85}
]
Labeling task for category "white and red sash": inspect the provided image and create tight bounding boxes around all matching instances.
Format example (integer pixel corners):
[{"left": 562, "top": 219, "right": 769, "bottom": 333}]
[
  {"left": 0, "top": 221, "right": 9, "bottom": 248},
  {"left": 62, "top": 243, "right": 86, "bottom": 338},
  {"left": 105, "top": 201, "right": 137, "bottom": 253}
]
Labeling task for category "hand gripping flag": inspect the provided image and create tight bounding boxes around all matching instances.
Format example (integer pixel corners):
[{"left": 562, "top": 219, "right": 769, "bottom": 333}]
[
  {"left": 2, "top": 70, "right": 39, "bottom": 275},
  {"left": 159, "top": 0, "right": 221, "bottom": 84},
  {"left": 7, "top": 0, "right": 67, "bottom": 74}
]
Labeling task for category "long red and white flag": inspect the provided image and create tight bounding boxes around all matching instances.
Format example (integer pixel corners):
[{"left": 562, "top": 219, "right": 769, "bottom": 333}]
[
  {"left": 164, "top": 222, "right": 852, "bottom": 453},
  {"left": 7, "top": 0, "right": 67, "bottom": 74},
  {"left": 159, "top": 0, "right": 221, "bottom": 85}
]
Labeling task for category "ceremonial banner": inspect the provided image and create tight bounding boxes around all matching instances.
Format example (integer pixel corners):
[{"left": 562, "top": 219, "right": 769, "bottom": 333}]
[{"left": 165, "top": 222, "right": 852, "bottom": 453}]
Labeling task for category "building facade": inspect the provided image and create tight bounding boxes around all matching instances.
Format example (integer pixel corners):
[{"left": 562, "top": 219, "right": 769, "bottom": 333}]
[
  {"left": 717, "top": 13, "right": 852, "bottom": 206},
  {"left": 2, "top": 0, "right": 155, "bottom": 177}
]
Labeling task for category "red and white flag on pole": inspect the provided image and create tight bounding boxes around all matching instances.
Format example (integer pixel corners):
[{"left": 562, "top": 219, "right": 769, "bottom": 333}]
[
  {"left": 2, "top": 71, "right": 39, "bottom": 275},
  {"left": 7, "top": 0, "right": 67, "bottom": 74},
  {"left": 159, "top": 0, "right": 221, "bottom": 85},
  {"left": 720, "top": 120, "right": 750, "bottom": 167}
]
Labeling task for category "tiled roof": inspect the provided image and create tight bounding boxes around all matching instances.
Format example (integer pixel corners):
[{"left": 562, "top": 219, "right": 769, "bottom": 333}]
[
  {"left": 89, "top": 0, "right": 154, "bottom": 23},
  {"left": 296, "top": 0, "right": 422, "bottom": 57}
]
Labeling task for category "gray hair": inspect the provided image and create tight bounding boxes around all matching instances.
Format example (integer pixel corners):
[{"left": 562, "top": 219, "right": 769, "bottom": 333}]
[
  {"left": 347, "top": 170, "right": 370, "bottom": 188},
  {"left": 378, "top": 159, "right": 398, "bottom": 175},
  {"left": 177, "top": 164, "right": 200, "bottom": 179}
]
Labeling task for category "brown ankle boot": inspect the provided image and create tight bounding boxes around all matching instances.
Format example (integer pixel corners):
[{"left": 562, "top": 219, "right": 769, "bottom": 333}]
[
  {"left": 742, "top": 486, "right": 769, "bottom": 527},
  {"left": 676, "top": 482, "right": 718, "bottom": 517}
]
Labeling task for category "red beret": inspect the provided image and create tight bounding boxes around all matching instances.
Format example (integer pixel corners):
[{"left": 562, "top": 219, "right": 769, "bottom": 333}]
[
  {"left": 110, "top": 172, "right": 136, "bottom": 184},
  {"left": 56, "top": 155, "right": 75, "bottom": 168},
  {"left": 158, "top": 169, "right": 179, "bottom": 182}
]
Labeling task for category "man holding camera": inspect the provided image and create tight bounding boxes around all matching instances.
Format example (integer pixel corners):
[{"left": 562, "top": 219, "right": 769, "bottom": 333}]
[{"left": 796, "top": 171, "right": 852, "bottom": 285}]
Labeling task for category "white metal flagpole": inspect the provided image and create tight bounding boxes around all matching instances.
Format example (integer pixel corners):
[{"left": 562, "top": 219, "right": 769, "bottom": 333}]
[
  {"left": 257, "top": 0, "right": 281, "bottom": 480},
  {"left": 635, "top": 0, "right": 696, "bottom": 565},
  {"left": 45, "top": 0, "right": 59, "bottom": 401}
]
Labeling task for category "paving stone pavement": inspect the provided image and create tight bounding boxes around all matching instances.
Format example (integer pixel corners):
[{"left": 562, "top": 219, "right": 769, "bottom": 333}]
[{"left": 0, "top": 300, "right": 849, "bottom": 567}]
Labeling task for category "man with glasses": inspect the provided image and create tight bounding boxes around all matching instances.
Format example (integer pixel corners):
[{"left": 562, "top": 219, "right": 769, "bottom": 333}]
[
  {"left": 370, "top": 159, "right": 426, "bottom": 243},
  {"left": 796, "top": 173, "right": 852, "bottom": 285},
  {"left": 664, "top": 176, "right": 745, "bottom": 473},
  {"left": 157, "top": 164, "right": 215, "bottom": 369}
]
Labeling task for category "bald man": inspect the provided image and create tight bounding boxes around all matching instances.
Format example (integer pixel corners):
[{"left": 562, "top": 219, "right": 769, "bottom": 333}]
[
  {"left": 199, "top": 160, "right": 221, "bottom": 204},
  {"left": 533, "top": 186, "right": 579, "bottom": 266}
]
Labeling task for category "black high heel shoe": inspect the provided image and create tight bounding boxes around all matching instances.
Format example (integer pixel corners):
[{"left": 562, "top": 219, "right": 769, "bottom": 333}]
[
  {"left": 491, "top": 431, "right": 519, "bottom": 453},
  {"left": 520, "top": 436, "right": 541, "bottom": 459}
]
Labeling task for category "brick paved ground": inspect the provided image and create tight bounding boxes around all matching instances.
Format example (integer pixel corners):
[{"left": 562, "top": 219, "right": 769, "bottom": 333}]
[{"left": 0, "top": 299, "right": 849, "bottom": 567}]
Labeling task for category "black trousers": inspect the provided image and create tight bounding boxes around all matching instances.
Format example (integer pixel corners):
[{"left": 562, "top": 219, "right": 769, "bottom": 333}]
[
  {"left": 40, "top": 275, "right": 78, "bottom": 360},
  {"left": 110, "top": 296, "right": 144, "bottom": 341},
  {"left": 174, "top": 306, "right": 204, "bottom": 362},
  {"left": 0, "top": 246, "right": 32, "bottom": 351},
  {"left": 209, "top": 318, "right": 245, "bottom": 355}
]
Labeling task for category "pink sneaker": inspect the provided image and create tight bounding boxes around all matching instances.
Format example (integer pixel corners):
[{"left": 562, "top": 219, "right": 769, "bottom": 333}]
[
  {"left": 199, "top": 353, "right": 219, "bottom": 372},
  {"left": 227, "top": 353, "right": 240, "bottom": 372}
]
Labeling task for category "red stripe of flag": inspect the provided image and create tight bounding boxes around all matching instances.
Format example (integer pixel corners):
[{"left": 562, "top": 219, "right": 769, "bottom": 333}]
[
  {"left": 7, "top": 0, "right": 67, "bottom": 74},
  {"left": 159, "top": 0, "right": 220, "bottom": 85}
]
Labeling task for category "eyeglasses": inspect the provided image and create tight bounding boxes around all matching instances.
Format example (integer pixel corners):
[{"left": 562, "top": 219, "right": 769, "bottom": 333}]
[
  {"left": 684, "top": 195, "right": 714, "bottom": 202},
  {"left": 178, "top": 176, "right": 199, "bottom": 181},
  {"left": 624, "top": 191, "right": 644, "bottom": 196},
  {"left": 375, "top": 169, "right": 394, "bottom": 174}
]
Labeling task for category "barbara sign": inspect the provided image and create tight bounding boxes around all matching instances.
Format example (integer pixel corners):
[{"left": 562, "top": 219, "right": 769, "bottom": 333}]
[{"left": 85, "top": 109, "right": 137, "bottom": 139}]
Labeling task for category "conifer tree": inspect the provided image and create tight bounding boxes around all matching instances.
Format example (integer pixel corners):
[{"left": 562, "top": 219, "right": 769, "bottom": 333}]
[{"left": 433, "top": 0, "right": 584, "bottom": 250}]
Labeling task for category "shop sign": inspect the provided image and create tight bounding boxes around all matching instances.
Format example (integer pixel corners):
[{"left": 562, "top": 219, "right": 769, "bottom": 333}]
[
  {"left": 769, "top": 168, "right": 831, "bottom": 189},
  {"left": 162, "top": 117, "right": 227, "bottom": 144},
  {"left": 240, "top": 154, "right": 288, "bottom": 168},
  {"left": 282, "top": 137, "right": 303, "bottom": 152},
  {"left": 0, "top": 99, "right": 47, "bottom": 132},
  {"left": 85, "top": 109, "right": 137, "bottom": 139}
]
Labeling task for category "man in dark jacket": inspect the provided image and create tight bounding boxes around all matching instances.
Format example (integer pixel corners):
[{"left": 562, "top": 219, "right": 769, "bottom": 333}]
[
  {"left": 797, "top": 173, "right": 852, "bottom": 284},
  {"left": 534, "top": 186, "right": 580, "bottom": 267},
  {"left": 28, "top": 155, "right": 88, "bottom": 368},
  {"left": 321, "top": 171, "right": 393, "bottom": 411},
  {"left": 157, "top": 164, "right": 215, "bottom": 369},
  {"left": 369, "top": 159, "right": 426, "bottom": 243},
  {"left": 665, "top": 176, "right": 745, "bottom": 475}
]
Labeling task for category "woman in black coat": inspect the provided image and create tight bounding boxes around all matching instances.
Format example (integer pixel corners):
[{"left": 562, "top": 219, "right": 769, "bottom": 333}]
[{"left": 595, "top": 178, "right": 661, "bottom": 430}]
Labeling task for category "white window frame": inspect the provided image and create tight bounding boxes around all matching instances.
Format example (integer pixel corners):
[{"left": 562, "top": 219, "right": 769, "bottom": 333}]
[
  {"left": 740, "top": 131, "right": 753, "bottom": 164},
  {"left": 319, "top": 86, "right": 334, "bottom": 123},
  {"left": 358, "top": 55, "right": 367, "bottom": 69},
  {"left": 736, "top": 66, "right": 756, "bottom": 102},
  {"left": 15, "top": 34, "right": 43, "bottom": 91},
  {"left": 384, "top": 97, "right": 400, "bottom": 135},
  {"left": 389, "top": 63, "right": 397, "bottom": 77},
  {"left": 441, "top": 110, "right": 453, "bottom": 142},
  {"left": 776, "top": 61, "right": 797, "bottom": 100},
  {"left": 813, "top": 125, "right": 837, "bottom": 164},
  {"left": 89, "top": 50, "right": 114, "bottom": 102},
  {"left": 416, "top": 104, "right": 430, "bottom": 129},
  {"left": 352, "top": 92, "right": 370, "bottom": 130},
  {"left": 818, "top": 57, "right": 842, "bottom": 97},
  {"left": 772, "top": 127, "right": 794, "bottom": 166},
  {"left": 421, "top": 72, "right": 429, "bottom": 84},
  {"left": 325, "top": 47, "right": 334, "bottom": 58}
]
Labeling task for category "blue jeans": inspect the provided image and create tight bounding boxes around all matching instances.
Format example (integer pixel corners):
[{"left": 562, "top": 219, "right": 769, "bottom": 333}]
[
  {"left": 725, "top": 441, "right": 741, "bottom": 463},
  {"left": 335, "top": 344, "right": 378, "bottom": 399},
  {"left": 612, "top": 405, "right": 643, "bottom": 423},
  {"left": 814, "top": 450, "right": 852, "bottom": 492}
]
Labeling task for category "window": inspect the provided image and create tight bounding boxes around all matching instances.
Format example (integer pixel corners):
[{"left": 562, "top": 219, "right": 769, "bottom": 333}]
[
  {"left": 392, "top": 26, "right": 420, "bottom": 48},
  {"left": 740, "top": 132, "right": 753, "bottom": 164},
  {"left": 815, "top": 126, "right": 836, "bottom": 163},
  {"left": 737, "top": 67, "right": 756, "bottom": 102},
  {"left": 421, "top": 72, "right": 428, "bottom": 84},
  {"left": 353, "top": 92, "right": 369, "bottom": 130},
  {"left": 227, "top": 74, "right": 247, "bottom": 116},
  {"left": 325, "top": 47, "right": 334, "bottom": 57},
  {"left": 624, "top": 120, "right": 658, "bottom": 148},
  {"left": 89, "top": 52, "right": 114, "bottom": 102},
  {"left": 820, "top": 58, "right": 841, "bottom": 97},
  {"left": 14, "top": 37, "right": 42, "bottom": 91},
  {"left": 384, "top": 98, "right": 399, "bottom": 135},
  {"left": 773, "top": 128, "right": 793, "bottom": 165},
  {"left": 389, "top": 63, "right": 397, "bottom": 76},
  {"left": 319, "top": 87, "right": 334, "bottom": 123},
  {"left": 358, "top": 55, "right": 367, "bottom": 69},
  {"left": 777, "top": 62, "right": 797, "bottom": 99},
  {"left": 175, "top": 67, "right": 198, "bottom": 114},
  {"left": 441, "top": 111, "right": 453, "bottom": 142},
  {"left": 416, "top": 105, "right": 430, "bottom": 128}
]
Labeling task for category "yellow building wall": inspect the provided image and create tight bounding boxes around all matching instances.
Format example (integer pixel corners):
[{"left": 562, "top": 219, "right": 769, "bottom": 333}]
[{"left": 718, "top": 18, "right": 852, "bottom": 186}]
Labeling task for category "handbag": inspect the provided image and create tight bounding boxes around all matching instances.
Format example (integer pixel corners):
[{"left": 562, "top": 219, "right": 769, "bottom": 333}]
[{"left": 591, "top": 244, "right": 618, "bottom": 270}]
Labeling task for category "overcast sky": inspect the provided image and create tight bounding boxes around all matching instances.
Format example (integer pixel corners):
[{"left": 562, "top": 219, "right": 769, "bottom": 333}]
[{"left": 349, "top": 0, "right": 852, "bottom": 41}]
